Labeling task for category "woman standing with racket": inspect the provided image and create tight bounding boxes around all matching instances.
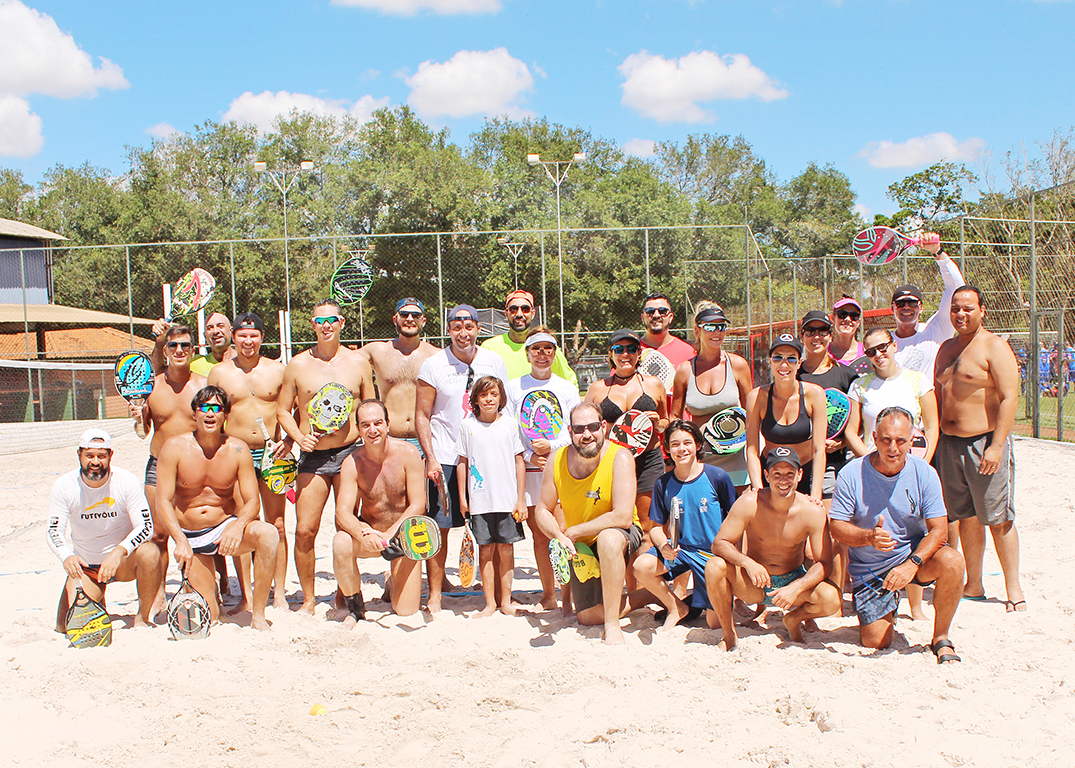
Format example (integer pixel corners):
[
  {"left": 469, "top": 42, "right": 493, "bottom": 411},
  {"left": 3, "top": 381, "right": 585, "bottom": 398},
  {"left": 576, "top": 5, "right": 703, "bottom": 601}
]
[
  {"left": 505, "top": 327, "right": 581, "bottom": 611},
  {"left": 670, "top": 304, "right": 753, "bottom": 492},
  {"left": 744, "top": 334, "right": 828, "bottom": 503},
  {"left": 584, "top": 329, "right": 668, "bottom": 534}
]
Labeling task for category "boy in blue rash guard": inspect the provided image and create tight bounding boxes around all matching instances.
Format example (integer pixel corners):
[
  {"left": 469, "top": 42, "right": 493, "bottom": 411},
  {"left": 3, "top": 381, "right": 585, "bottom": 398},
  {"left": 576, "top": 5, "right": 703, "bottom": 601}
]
[{"left": 633, "top": 420, "right": 736, "bottom": 630}]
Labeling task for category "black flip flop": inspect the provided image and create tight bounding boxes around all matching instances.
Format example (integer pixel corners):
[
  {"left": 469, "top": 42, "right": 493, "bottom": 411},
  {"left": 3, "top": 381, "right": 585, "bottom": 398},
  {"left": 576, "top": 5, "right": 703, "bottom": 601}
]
[{"left": 930, "top": 639, "right": 961, "bottom": 664}]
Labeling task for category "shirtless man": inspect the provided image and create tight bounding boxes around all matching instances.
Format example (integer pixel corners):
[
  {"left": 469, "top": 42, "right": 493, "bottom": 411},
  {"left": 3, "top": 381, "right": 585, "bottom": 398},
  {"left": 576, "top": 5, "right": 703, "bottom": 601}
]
[
  {"left": 277, "top": 299, "right": 374, "bottom": 614},
  {"left": 132, "top": 324, "right": 206, "bottom": 612},
  {"left": 332, "top": 400, "right": 427, "bottom": 622},
  {"left": 208, "top": 312, "right": 290, "bottom": 609},
  {"left": 934, "top": 286, "right": 1024, "bottom": 612},
  {"left": 358, "top": 297, "right": 439, "bottom": 444},
  {"left": 155, "top": 386, "right": 278, "bottom": 630},
  {"left": 705, "top": 447, "right": 840, "bottom": 651}
]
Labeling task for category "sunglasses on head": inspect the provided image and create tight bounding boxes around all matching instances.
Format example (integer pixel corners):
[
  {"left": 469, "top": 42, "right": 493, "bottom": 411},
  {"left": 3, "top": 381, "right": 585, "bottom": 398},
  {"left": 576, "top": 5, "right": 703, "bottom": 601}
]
[
  {"left": 644, "top": 307, "right": 671, "bottom": 317},
  {"left": 196, "top": 403, "right": 223, "bottom": 413},
  {"left": 313, "top": 315, "right": 343, "bottom": 325},
  {"left": 700, "top": 322, "right": 727, "bottom": 333},
  {"left": 770, "top": 354, "right": 799, "bottom": 365},
  {"left": 835, "top": 310, "right": 860, "bottom": 321},
  {"left": 570, "top": 421, "right": 602, "bottom": 435},
  {"left": 165, "top": 341, "right": 192, "bottom": 351},
  {"left": 611, "top": 343, "right": 640, "bottom": 355},
  {"left": 507, "top": 304, "right": 533, "bottom": 314},
  {"left": 864, "top": 341, "right": 893, "bottom": 358}
]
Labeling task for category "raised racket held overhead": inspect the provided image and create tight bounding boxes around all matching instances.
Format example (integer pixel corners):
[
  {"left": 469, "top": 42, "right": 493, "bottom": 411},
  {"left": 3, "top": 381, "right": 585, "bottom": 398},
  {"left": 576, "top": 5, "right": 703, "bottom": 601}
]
[
  {"left": 330, "top": 256, "right": 374, "bottom": 307},
  {"left": 114, "top": 351, "right": 153, "bottom": 438},
  {"left": 166, "top": 267, "right": 216, "bottom": 322},
  {"left": 851, "top": 227, "right": 941, "bottom": 266}
]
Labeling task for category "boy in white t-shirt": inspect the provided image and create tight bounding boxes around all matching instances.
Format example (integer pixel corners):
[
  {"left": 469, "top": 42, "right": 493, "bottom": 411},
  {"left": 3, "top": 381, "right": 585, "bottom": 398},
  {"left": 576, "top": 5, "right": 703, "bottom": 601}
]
[{"left": 457, "top": 376, "right": 527, "bottom": 617}]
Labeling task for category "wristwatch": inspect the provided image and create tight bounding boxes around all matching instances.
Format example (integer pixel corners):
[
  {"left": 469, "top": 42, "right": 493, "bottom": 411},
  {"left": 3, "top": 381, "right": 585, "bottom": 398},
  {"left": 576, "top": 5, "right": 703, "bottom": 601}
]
[{"left": 907, "top": 554, "right": 923, "bottom": 568}]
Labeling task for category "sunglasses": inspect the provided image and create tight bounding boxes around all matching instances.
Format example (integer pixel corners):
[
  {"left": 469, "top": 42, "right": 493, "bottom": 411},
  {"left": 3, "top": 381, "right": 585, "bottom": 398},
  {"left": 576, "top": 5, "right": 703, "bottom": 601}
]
[
  {"left": 644, "top": 307, "right": 671, "bottom": 316},
  {"left": 570, "top": 422, "right": 602, "bottom": 435},
  {"left": 196, "top": 403, "right": 223, "bottom": 413},
  {"left": 770, "top": 354, "right": 799, "bottom": 365},
  {"left": 313, "top": 315, "right": 343, "bottom": 325},
  {"left": 700, "top": 322, "right": 727, "bottom": 333},
  {"left": 835, "top": 310, "right": 860, "bottom": 321},
  {"left": 507, "top": 304, "right": 533, "bottom": 314},
  {"left": 894, "top": 299, "right": 921, "bottom": 308},
  {"left": 165, "top": 341, "right": 192, "bottom": 351},
  {"left": 802, "top": 325, "right": 831, "bottom": 336},
  {"left": 529, "top": 345, "right": 556, "bottom": 354},
  {"left": 864, "top": 341, "right": 893, "bottom": 358},
  {"left": 611, "top": 343, "right": 640, "bottom": 355},
  {"left": 397, "top": 310, "right": 423, "bottom": 319}
]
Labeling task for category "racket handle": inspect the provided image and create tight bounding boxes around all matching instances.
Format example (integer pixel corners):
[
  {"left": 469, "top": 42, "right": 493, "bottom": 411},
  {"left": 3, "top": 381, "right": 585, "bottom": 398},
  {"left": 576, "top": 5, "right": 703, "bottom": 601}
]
[
  {"left": 254, "top": 416, "right": 272, "bottom": 444},
  {"left": 131, "top": 397, "right": 146, "bottom": 438}
]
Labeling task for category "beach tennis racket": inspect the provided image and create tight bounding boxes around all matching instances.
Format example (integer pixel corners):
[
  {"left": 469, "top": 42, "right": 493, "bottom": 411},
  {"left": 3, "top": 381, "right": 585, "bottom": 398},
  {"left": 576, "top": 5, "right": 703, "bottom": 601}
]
[
  {"left": 307, "top": 382, "right": 355, "bottom": 435},
  {"left": 851, "top": 227, "right": 940, "bottom": 266},
  {"left": 668, "top": 496, "right": 683, "bottom": 553},
  {"left": 330, "top": 256, "right": 374, "bottom": 307},
  {"left": 519, "top": 389, "right": 564, "bottom": 440},
  {"left": 848, "top": 355, "right": 873, "bottom": 376},
  {"left": 436, "top": 469, "right": 450, "bottom": 517},
  {"left": 609, "top": 409, "right": 654, "bottom": 456},
  {"left": 572, "top": 542, "right": 600, "bottom": 582},
  {"left": 254, "top": 417, "right": 298, "bottom": 494},
  {"left": 549, "top": 539, "right": 572, "bottom": 585},
  {"left": 114, "top": 351, "right": 154, "bottom": 438},
  {"left": 167, "top": 576, "right": 211, "bottom": 640},
  {"left": 702, "top": 406, "right": 748, "bottom": 455},
  {"left": 380, "top": 515, "right": 441, "bottom": 561},
  {"left": 166, "top": 267, "right": 216, "bottom": 321},
  {"left": 65, "top": 587, "right": 112, "bottom": 648},
  {"left": 458, "top": 521, "right": 476, "bottom": 588},
  {"left": 824, "top": 388, "right": 851, "bottom": 440},
  {"left": 639, "top": 348, "right": 676, "bottom": 391},
  {"left": 910, "top": 427, "right": 929, "bottom": 459}
]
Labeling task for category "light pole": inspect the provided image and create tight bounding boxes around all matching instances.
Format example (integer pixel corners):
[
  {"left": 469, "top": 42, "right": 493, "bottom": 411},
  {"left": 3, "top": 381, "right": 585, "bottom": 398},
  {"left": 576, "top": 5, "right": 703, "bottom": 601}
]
[
  {"left": 254, "top": 160, "right": 315, "bottom": 360},
  {"left": 496, "top": 236, "right": 526, "bottom": 290},
  {"left": 528, "top": 152, "right": 585, "bottom": 348}
]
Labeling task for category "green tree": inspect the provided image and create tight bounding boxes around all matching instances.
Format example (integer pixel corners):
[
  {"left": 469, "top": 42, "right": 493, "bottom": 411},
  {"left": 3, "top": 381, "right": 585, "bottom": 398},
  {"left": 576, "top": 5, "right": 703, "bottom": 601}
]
[
  {"left": 0, "top": 168, "right": 33, "bottom": 221},
  {"left": 886, "top": 161, "right": 977, "bottom": 224}
]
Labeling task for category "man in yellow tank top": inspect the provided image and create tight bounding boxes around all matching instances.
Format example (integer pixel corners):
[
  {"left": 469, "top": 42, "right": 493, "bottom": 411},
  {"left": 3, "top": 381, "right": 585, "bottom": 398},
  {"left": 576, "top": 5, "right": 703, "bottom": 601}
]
[{"left": 534, "top": 402, "right": 641, "bottom": 645}]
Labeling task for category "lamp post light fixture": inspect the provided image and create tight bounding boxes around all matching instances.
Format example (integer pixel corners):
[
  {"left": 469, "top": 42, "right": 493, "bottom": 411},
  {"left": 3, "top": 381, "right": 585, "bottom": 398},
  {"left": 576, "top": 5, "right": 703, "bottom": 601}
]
[
  {"left": 254, "top": 160, "right": 315, "bottom": 359},
  {"left": 496, "top": 236, "right": 526, "bottom": 290},
  {"left": 527, "top": 152, "right": 585, "bottom": 347}
]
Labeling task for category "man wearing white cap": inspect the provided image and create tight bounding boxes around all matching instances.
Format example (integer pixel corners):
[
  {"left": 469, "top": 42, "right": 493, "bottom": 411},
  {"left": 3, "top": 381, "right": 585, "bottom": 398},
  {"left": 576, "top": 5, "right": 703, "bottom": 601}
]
[{"left": 47, "top": 429, "right": 160, "bottom": 632}]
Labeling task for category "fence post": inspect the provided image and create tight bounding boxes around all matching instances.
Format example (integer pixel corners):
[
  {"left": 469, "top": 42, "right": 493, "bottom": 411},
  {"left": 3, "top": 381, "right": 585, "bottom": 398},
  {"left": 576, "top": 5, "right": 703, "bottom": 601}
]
[
  {"left": 1030, "top": 195, "right": 1040, "bottom": 438},
  {"left": 958, "top": 216, "right": 966, "bottom": 273},
  {"left": 436, "top": 233, "right": 445, "bottom": 345},
  {"left": 644, "top": 228, "right": 650, "bottom": 295},
  {"left": 1059, "top": 307, "right": 1065, "bottom": 441},
  {"left": 540, "top": 231, "right": 547, "bottom": 329},
  {"left": 20, "top": 248, "right": 34, "bottom": 421},
  {"left": 126, "top": 245, "right": 134, "bottom": 345},
  {"left": 792, "top": 262, "right": 798, "bottom": 321},
  {"left": 229, "top": 241, "right": 236, "bottom": 318}
]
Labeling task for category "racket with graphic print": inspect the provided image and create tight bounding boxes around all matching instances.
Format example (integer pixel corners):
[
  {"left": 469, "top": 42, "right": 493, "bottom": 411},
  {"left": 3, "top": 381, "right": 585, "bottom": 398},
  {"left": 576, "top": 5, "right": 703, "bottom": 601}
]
[
  {"left": 910, "top": 427, "right": 929, "bottom": 459},
  {"left": 65, "top": 587, "right": 112, "bottom": 648},
  {"left": 380, "top": 515, "right": 442, "bottom": 562},
  {"left": 114, "top": 351, "right": 154, "bottom": 438},
  {"left": 702, "top": 406, "right": 748, "bottom": 455},
  {"left": 639, "top": 348, "right": 676, "bottom": 391},
  {"left": 167, "top": 576, "right": 211, "bottom": 640},
  {"left": 609, "top": 409, "right": 654, "bottom": 456},
  {"left": 330, "top": 256, "right": 374, "bottom": 307},
  {"left": 254, "top": 417, "right": 298, "bottom": 494},
  {"left": 458, "top": 521, "right": 476, "bottom": 588},
  {"left": 851, "top": 227, "right": 940, "bottom": 266},
  {"left": 307, "top": 382, "right": 355, "bottom": 435},
  {"left": 519, "top": 389, "right": 565, "bottom": 440},
  {"left": 848, "top": 355, "right": 873, "bottom": 376},
  {"left": 549, "top": 538, "right": 572, "bottom": 585},
  {"left": 166, "top": 267, "right": 216, "bottom": 321},
  {"left": 824, "top": 388, "right": 851, "bottom": 440}
]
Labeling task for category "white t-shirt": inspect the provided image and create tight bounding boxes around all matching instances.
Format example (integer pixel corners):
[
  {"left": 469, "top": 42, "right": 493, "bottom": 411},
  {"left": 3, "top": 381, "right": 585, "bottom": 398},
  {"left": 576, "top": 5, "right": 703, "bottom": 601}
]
[
  {"left": 456, "top": 414, "right": 525, "bottom": 515},
  {"left": 46, "top": 467, "right": 153, "bottom": 564},
  {"left": 848, "top": 369, "right": 932, "bottom": 452},
  {"left": 893, "top": 257, "right": 964, "bottom": 382},
  {"left": 505, "top": 373, "right": 581, "bottom": 471},
  {"left": 418, "top": 346, "right": 509, "bottom": 465}
]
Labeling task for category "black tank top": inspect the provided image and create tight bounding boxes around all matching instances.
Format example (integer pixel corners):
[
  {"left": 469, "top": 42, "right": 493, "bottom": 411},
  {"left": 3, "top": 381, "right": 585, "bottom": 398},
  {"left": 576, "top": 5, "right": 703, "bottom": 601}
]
[{"left": 760, "top": 382, "right": 811, "bottom": 445}]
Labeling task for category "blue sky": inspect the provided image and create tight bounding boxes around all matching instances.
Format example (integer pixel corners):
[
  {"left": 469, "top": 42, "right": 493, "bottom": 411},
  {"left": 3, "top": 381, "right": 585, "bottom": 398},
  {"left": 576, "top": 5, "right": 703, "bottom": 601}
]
[{"left": 1, "top": 0, "right": 1072, "bottom": 220}]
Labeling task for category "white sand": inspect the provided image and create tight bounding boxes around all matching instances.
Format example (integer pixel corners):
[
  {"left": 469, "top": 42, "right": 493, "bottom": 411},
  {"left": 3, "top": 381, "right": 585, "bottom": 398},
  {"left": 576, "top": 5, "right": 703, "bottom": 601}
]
[{"left": 1, "top": 429, "right": 1070, "bottom": 768}]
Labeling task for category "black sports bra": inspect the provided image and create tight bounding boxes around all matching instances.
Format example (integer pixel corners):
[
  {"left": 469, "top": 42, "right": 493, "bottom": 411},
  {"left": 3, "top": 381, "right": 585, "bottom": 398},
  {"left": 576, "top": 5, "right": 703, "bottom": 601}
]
[
  {"left": 600, "top": 392, "right": 658, "bottom": 424},
  {"left": 760, "top": 382, "right": 811, "bottom": 445}
]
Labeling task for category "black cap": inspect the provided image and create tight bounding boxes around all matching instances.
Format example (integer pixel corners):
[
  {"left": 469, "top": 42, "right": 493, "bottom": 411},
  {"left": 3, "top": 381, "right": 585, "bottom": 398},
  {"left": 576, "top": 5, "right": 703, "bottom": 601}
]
[
  {"left": 765, "top": 446, "right": 802, "bottom": 471},
  {"left": 892, "top": 285, "right": 923, "bottom": 303},
  {"left": 609, "top": 329, "right": 641, "bottom": 346},
  {"left": 233, "top": 312, "right": 264, "bottom": 333},
  {"left": 800, "top": 310, "right": 833, "bottom": 330},
  {"left": 768, "top": 332, "right": 803, "bottom": 356},
  {"left": 696, "top": 306, "right": 728, "bottom": 324}
]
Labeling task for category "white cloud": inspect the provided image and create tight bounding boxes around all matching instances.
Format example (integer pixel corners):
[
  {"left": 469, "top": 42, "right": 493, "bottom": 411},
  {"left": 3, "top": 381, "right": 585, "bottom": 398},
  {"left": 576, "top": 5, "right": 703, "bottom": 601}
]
[
  {"left": 330, "top": 0, "right": 501, "bottom": 14},
  {"left": 405, "top": 48, "right": 533, "bottom": 119},
  {"left": 853, "top": 203, "right": 871, "bottom": 221},
  {"left": 146, "top": 122, "right": 178, "bottom": 139},
  {"left": 622, "top": 138, "right": 656, "bottom": 158},
  {"left": 0, "top": 1, "right": 128, "bottom": 98},
  {"left": 859, "top": 132, "right": 986, "bottom": 169},
  {"left": 0, "top": 95, "right": 44, "bottom": 158},
  {"left": 619, "top": 50, "right": 788, "bottom": 123},
  {"left": 223, "top": 90, "right": 390, "bottom": 132}
]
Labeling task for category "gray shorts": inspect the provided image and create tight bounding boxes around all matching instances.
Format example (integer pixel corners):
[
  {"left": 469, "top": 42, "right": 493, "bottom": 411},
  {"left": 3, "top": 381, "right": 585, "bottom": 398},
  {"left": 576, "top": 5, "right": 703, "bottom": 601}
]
[
  {"left": 297, "top": 441, "right": 359, "bottom": 477},
  {"left": 145, "top": 455, "right": 158, "bottom": 487},
  {"left": 570, "top": 524, "right": 645, "bottom": 613},
  {"left": 937, "top": 432, "right": 1016, "bottom": 526},
  {"left": 428, "top": 463, "right": 464, "bottom": 529},
  {"left": 470, "top": 512, "right": 525, "bottom": 546}
]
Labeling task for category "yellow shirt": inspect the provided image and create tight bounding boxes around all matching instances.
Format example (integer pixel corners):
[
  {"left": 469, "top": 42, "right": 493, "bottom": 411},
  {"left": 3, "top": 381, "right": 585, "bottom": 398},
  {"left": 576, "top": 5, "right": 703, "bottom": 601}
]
[
  {"left": 552, "top": 443, "right": 637, "bottom": 544},
  {"left": 189, "top": 354, "right": 219, "bottom": 378}
]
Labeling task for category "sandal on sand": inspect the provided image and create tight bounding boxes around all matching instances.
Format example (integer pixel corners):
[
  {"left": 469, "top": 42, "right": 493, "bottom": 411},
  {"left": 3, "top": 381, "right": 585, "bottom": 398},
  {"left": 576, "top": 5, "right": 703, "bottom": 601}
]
[
  {"left": 931, "top": 639, "right": 961, "bottom": 665},
  {"left": 1006, "top": 600, "right": 1027, "bottom": 613}
]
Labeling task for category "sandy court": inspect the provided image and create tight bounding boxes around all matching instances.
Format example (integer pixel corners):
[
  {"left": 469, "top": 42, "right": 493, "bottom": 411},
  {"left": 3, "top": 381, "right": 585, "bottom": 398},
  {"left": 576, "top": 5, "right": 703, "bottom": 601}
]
[{"left": 1, "top": 426, "right": 1072, "bottom": 768}]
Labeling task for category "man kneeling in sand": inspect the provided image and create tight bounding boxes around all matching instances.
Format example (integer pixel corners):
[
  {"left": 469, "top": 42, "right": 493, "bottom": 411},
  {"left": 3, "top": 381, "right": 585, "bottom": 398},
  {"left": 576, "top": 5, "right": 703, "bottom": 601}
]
[
  {"left": 332, "top": 400, "right": 427, "bottom": 622},
  {"left": 155, "top": 386, "right": 279, "bottom": 631},
  {"left": 705, "top": 447, "right": 840, "bottom": 651}
]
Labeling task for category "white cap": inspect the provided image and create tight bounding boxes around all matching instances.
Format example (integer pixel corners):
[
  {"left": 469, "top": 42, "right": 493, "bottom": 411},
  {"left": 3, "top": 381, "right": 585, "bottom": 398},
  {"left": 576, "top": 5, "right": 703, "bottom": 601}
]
[
  {"left": 78, "top": 428, "right": 112, "bottom": 450},
  {"left": 524, "top": 332, "right": 558, "bottom": 348}
]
